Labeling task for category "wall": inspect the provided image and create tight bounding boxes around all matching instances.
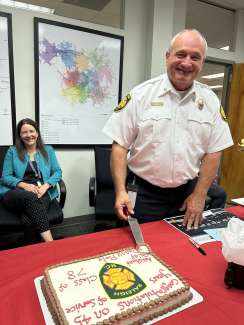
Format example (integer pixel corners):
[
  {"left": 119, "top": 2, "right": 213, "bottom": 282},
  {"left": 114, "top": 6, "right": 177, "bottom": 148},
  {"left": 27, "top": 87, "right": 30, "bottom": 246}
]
[
  {"left": 0, "top": 0, "right": 149, "bottom": 218},
  {"left": 1, "top": 0, "right": 244, "bottom": 219}
]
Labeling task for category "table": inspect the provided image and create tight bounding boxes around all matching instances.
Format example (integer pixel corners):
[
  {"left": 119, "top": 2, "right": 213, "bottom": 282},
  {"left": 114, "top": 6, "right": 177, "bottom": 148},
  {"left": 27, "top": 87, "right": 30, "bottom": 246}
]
[{"left": 0, "top": 206, "right": 244, "bottom": 325}]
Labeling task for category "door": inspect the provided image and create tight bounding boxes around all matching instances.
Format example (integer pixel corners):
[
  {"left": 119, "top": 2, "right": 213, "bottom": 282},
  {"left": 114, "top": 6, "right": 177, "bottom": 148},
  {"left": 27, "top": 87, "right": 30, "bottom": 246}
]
[{"left": 220, "top": 64, "right": 244, "bottom": 201}]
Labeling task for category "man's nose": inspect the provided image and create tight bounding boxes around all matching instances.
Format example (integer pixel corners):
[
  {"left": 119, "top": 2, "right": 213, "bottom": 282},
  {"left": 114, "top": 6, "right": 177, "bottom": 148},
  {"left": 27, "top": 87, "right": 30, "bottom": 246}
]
[{"left": 181, "top": 56, "right": 192, "bottom": 68}]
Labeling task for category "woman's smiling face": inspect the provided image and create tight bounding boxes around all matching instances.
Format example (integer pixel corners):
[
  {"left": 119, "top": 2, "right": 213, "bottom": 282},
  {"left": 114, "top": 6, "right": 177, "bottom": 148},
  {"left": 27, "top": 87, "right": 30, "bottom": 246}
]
[
  {"left": 19, "top": 123, "right": 39, "bottom": 149},
  {"left": 166, "top": 31, "right": 205, "bottom": 91}
]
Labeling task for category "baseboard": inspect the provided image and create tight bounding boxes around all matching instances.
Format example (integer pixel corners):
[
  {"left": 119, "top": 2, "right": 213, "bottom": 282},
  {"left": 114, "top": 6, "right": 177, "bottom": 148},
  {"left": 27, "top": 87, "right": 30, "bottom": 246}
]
[{"left": 51, "top": 214, "right": 96, "bottom": 238}]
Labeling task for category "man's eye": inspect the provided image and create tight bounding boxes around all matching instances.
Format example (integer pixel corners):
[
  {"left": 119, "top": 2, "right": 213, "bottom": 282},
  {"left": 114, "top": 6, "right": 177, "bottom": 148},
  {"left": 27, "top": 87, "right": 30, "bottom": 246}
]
[
  {"left": 191, "top": 56, "right": 200, "bottom": 61},
  {"left": 176, "top": 53, "right": 185, "bottom": 58}
]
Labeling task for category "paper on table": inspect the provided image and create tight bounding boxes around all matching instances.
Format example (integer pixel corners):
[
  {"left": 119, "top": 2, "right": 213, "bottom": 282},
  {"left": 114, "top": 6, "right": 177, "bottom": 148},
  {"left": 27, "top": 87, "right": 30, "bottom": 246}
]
[
  {"left": 34, "top": 277, "right": 203, "bottom": 325},
  {"left": 231, "top": 198, "right": 244, "bottom": 206},
  {"left": 204, "top": 228, "right": 224, "bottom": 241}
]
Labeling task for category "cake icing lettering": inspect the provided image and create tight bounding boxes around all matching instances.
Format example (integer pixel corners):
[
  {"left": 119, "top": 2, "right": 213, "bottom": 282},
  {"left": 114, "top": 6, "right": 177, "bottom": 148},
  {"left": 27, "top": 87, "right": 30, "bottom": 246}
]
[
  {"left": 65, "top": 296, "right": 108, "bottom": 313},
  {"left": 149, "top": 268, "right": 172, "bottom": 283},
  {"left": 126, "top": 255, "right": 152, "bottom": 266},
  {"left": 160, "top": 278, "right": 179, "bottom": 293},
  {"left": 93, "top": 308, "right": 110, "bottom": 319},
  {"left": 117, "top": 288, "right": 162, "bottom": 311},
  {"left": 58, "top": 283, "right": 68, "bottom": 292},
  {"left": 74, "top": 275, "right": 97, "bottom": 286},
  {"left": 98, "top": 249, "right": 138, "bottom": 263},
  {"left": 74, "top": 314, "right": 91, "bottom": 324},
  {"left": 73, "top": 308, "right": 109, "bottom": 324},
  {"left": 57, "top": 268, "right": 98, "bottom": 293}
]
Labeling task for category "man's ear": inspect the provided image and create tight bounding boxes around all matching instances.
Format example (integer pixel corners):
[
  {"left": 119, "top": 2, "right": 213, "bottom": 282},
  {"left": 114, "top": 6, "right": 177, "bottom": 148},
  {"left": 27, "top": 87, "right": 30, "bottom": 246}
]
[{"left": 166, "top": 51, "right": 170, "bottom": 59}]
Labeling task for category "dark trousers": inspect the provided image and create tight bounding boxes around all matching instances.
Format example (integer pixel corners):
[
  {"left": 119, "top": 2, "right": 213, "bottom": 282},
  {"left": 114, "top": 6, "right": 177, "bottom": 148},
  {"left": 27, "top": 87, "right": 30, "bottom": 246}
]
[
  {"left": 207, "top": 181, "right": 227, "bottom": 209},
  {"left": 128, "top": 173, "right": 197, "bottom": 223},
  {"left": 3, "top": 188, "right": 51, "bottom": 233}
]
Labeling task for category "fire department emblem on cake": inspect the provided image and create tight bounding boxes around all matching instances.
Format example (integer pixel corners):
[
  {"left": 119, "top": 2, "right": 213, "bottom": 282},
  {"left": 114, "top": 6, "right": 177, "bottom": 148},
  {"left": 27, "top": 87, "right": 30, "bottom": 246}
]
[{"left": 99, "top": 263, "right": 146, "bottom": 299}]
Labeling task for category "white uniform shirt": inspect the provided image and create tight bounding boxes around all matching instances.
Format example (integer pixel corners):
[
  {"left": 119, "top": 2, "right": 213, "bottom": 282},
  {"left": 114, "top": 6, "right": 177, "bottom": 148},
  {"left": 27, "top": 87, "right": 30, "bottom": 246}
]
[{"left": 103, "top": 74, "right": 233, "bottom": 188}]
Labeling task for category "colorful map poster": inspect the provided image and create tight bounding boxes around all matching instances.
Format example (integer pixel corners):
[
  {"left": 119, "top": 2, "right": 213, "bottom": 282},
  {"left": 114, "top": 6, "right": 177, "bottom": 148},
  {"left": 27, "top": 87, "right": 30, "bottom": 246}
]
[
  {"left": 34, "top": 18, "right": 123, "bottom": 147},
  {"left": 0, "top": 12, "right": 15, "bottom": 145}
]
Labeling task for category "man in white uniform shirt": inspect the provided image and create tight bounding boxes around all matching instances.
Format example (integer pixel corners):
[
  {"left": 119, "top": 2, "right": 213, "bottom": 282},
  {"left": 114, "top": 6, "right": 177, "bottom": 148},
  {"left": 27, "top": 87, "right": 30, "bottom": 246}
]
[{"left": 103, "top": 29, "right": 233, "bottom": 229}]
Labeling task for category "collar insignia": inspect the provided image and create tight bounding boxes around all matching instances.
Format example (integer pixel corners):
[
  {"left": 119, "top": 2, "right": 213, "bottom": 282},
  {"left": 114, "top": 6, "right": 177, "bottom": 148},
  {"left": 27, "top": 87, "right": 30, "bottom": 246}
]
[{"left": 197, "top": 98, "right": 204, "bottom": 110}]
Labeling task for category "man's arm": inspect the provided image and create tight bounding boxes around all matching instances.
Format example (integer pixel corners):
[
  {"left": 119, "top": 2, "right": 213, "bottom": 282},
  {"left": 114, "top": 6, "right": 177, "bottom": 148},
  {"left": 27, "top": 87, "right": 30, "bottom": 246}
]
[
  {"left": 182, "top": 151, "right": 222, "bottom": 229},
  {"left": 111, "top": 142, "right": 133, "bottom": 220}
]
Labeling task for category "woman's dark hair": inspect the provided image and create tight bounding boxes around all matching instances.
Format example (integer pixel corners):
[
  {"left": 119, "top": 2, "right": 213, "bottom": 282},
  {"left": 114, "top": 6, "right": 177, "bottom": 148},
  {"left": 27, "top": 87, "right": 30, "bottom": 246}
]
[{"left": 16, "top": 118, "right": 48, "bottom": 161}]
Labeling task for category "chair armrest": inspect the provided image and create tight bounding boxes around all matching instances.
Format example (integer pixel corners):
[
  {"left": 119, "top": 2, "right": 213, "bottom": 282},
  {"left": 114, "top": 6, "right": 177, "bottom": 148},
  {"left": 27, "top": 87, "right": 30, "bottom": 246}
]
[
  {"left": 58, "top": 179, "right": 66, "bottom": 209},
  {"left": 89, "top": 177, "right": 96, "bottom": 207}
]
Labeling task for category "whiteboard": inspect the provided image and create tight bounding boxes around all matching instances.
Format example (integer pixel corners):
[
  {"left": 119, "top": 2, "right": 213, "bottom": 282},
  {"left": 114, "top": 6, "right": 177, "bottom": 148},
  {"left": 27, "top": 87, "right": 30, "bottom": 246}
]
[{"left": 0, "top": 12, "right": 16, "bottom": 146}]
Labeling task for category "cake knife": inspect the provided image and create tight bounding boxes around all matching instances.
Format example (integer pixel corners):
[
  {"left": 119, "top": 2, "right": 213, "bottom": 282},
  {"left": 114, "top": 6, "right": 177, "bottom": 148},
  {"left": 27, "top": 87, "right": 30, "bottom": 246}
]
[{"left": 127, "top": 183, "right": 145, "bottom": 246}]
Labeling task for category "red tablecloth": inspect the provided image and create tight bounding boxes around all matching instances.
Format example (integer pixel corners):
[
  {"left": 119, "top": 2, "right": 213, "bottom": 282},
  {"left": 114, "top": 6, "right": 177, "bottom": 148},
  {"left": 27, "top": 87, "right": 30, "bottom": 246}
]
[{"left": 0, "top": 206, "right": 244, "bottom": 325}]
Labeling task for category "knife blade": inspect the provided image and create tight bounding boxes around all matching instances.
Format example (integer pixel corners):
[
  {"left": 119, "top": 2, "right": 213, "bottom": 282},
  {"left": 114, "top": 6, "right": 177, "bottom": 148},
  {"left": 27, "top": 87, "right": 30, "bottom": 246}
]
[
  {"left": 128, "top": 215, "right": 145, "bottom": 245},
  {"left": 127, "top": 183, "right": 145, "bottom": 246}
]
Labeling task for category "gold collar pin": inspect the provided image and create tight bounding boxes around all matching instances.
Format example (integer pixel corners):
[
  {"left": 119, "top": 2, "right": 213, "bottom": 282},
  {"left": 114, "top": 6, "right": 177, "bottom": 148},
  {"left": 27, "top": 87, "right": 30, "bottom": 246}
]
[{"left": 197, "top": 98, "right": 204, "bottom": 110}]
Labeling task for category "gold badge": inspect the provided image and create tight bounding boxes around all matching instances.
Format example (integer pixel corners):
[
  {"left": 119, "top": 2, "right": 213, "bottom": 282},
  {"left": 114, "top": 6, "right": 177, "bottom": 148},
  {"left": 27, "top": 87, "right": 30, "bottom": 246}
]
[
  {"left": 220, "top": 105, "right": 227, "bottom": 121},
  {"left": 114, "top": 94, "right": 131, "bottom": 112}
]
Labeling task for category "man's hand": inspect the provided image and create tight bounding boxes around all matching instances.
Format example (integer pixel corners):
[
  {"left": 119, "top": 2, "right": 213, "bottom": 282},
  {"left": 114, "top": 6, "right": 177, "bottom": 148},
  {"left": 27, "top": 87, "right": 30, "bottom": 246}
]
[
  {"left": 37, "top": 183, "right": 50, "bottom": 198},
  {"left": 114, "top": 190, "right": 134, "bottom": 221},
  {"left": 181, "top": 192, "right": 206, "bottom": 229}
]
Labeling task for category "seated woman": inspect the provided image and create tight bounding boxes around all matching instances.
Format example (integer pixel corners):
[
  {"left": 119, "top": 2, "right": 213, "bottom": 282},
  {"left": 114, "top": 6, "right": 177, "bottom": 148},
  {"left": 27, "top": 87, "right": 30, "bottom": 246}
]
[{"left": 0, "top": 118, "right": 62, "bottom": 242}]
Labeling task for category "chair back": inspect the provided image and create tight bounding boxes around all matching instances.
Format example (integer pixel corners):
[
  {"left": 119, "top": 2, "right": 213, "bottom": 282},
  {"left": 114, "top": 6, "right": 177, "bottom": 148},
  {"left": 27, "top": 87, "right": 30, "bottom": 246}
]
[
  {"left": 94, "top": 146, "right": 113, "bottom": 190},
  {"left": 0, "top": 146, "right": 9, "bottom": 177}
]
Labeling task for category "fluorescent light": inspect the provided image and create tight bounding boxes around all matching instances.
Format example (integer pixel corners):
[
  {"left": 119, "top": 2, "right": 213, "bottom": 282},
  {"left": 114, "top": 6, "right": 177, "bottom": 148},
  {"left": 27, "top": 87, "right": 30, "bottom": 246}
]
[
  {"left": 209, "top": 85, "right": 223, "bottom": 89},
  {"left": 201, "top": 73, "right": 224, "bottom": 80},
  {"left": 0, "top": 0, "right": 54, "bottom": 14},
  {"left": 220, "top": 45, "right": 230, "bottom": 51}
]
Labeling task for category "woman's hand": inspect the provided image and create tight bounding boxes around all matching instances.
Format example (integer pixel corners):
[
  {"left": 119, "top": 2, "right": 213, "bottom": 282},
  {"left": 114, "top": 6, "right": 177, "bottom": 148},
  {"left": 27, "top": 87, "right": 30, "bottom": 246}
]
[
  {"left": 17, "top": 182, "right": 39, "bottom": 195},
  {"left": 36, "top": 183, "right": 50, "bottom": 198}
]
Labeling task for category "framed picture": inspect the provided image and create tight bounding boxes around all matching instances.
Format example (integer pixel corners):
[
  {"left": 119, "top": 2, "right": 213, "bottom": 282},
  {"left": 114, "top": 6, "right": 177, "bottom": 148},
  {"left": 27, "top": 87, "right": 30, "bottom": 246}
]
[
  {"left": 34, "top": 18, "right": 124, "bottom": 147},
  {"left": 0, "top": 11, "right": 16, "bottom": 145}
]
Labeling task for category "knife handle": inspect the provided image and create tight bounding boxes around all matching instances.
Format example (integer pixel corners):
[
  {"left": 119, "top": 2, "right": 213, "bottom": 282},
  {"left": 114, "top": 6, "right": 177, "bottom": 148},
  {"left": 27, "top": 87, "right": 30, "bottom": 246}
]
[{"left": 123, "top": 206, "right": 130, "bottom": 217}]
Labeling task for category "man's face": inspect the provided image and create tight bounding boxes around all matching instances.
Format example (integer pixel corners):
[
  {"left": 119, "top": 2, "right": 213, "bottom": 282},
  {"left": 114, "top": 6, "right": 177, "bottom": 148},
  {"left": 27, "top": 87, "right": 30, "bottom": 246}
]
[{"left": 166, "top": 32, "right": 205, "bottom": 91}]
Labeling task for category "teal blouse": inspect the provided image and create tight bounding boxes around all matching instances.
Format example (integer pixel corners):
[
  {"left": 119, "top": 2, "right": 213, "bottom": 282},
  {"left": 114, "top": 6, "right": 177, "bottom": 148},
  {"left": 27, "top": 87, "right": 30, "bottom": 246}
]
[{"left": 0, "top": 145, "right": 62, "bottom": 200}]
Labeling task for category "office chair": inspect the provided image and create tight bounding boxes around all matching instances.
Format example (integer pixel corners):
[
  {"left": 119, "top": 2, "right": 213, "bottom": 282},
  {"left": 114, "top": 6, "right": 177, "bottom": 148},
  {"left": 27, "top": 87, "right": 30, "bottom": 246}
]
[
  {"left": 205, "top": 180, "right": 227, "bottom": 210},
  {"left": 0, "top": 146, "right": 66, "bottom": 248},
  {"left": 89, "top": 146, "right": 120, "bottom": 230}
]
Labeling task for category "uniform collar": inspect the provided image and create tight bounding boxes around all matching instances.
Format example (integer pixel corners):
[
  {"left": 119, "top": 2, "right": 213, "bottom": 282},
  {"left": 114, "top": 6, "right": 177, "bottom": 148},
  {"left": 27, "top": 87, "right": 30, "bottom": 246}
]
[{"left": 159, "top": 73, "right": 197, "bottom": 100}]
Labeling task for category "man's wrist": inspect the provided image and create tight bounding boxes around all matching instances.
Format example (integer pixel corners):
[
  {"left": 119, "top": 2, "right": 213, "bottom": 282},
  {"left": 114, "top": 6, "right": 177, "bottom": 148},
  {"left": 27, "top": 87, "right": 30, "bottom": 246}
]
[
  {"left": 193, "top": 188, "right": 207, "bottom": 198},
  {"left": 115, "top": 188, "right": 127, "bottom": 195}
]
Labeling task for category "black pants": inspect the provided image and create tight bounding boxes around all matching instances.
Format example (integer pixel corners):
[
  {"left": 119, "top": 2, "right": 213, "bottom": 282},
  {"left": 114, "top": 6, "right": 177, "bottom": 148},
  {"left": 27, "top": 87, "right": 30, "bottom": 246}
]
[
  {"left": 3, "top": 188, "right": 51, "bottom": 233},
  {"left": 128, "top": 173, "right": 197, "bottom": 223},
  {"left": 207, "top": 181, "right": 226, "bottom": 209}
]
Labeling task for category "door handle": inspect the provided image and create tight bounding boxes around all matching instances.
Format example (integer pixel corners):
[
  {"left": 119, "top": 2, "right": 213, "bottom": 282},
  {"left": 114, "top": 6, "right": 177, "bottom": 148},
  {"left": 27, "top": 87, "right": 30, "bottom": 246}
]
[{"left": 238, "top": 138, "right": 244, "bottom": 151}]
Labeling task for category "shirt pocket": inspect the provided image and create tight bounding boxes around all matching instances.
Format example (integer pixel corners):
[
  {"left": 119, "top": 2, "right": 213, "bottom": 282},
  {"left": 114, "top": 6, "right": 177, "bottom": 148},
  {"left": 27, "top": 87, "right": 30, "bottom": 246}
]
[
  {"left": 138, "top": 109, "right": 172, "bottom": 143},
  {"left": 187, "top": 115, "right": 213, "bottom": 145}
]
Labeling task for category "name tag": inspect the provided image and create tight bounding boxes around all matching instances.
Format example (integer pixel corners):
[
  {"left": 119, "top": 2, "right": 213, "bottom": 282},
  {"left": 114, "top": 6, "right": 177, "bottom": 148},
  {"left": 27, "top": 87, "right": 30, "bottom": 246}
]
[{"left": 151, "top": 102, "right": 164, "bottom": 106}]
